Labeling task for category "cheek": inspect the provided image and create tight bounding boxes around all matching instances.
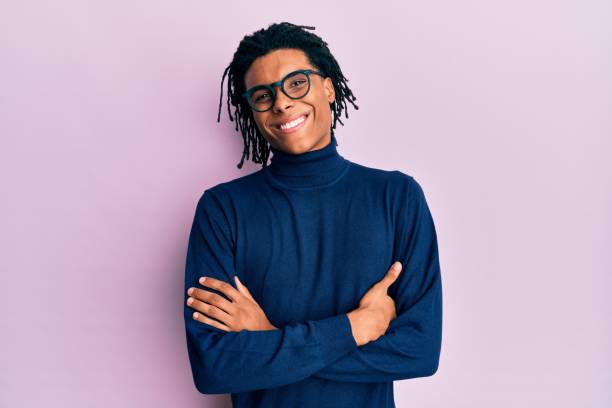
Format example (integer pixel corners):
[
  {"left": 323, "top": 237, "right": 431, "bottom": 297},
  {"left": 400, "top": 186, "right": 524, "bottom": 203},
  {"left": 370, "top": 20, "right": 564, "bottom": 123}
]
[
  {"left": 252, "top": 113, "right": 269, "bottom": 129},
  {"left": 307, "top": 95, "right": 330, "bottom": 119},
  {"left": 314, "top": 100, "right": 332, "bottom": 123},
  {"left": 249, "top": 115, "right": 269, "bottom": 138}
]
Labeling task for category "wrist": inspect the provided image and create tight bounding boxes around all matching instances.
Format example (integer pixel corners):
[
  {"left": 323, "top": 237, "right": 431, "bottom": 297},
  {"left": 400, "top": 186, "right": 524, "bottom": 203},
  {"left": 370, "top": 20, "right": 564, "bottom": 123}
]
[{"left": 347, "top": 309, "right": 371, "bottom": 346}]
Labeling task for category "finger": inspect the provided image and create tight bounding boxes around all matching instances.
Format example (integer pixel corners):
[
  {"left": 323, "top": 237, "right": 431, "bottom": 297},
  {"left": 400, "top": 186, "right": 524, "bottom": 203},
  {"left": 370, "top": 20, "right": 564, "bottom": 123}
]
[
  {"left": 187, "top": 296, "right": 233, "bottom": 325},
  {"left": 189, "top": 288, "right": 235, "bottom": 315},
  {"left": 379, "top": 261, "right": 403, "bottom": 288},
  {"left": 234, "top": 275, "right": 255, "bottom": 301},
  {"left": 192, "top": 311, "right": 232, "bottom": 332},
  {"left": 199, "top": 277, "right": 242, "bottom": 302}
]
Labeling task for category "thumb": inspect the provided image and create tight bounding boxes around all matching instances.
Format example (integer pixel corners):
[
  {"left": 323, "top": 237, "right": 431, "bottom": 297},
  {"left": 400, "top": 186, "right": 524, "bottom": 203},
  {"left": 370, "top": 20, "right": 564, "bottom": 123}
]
[
  {"left": 381, "top": 261, "right": 402, "bottom": 288},
  {"left": 234, "top": 275, "right": 255, "bottom": 301}
]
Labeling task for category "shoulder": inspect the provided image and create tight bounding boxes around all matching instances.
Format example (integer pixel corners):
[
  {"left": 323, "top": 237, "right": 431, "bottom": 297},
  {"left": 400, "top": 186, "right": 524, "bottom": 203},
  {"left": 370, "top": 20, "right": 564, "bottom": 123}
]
[
  {"left": 192, "top": 168, "right": 267, "bottom": 222},
  {"left": 199, "top": 167, "right": 266, "bottom": 201},
  {"left": 210, "top": 167, "right": 266, "bottom": 193},
  {"left": 346, "top": 160, "right": 422, "bottom": 194}
]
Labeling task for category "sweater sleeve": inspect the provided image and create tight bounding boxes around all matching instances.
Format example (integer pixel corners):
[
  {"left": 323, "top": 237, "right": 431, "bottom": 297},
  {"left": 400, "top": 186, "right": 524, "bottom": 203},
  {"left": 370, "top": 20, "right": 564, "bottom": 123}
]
[
  {"left": 312, "top": 175, "right": 442, "bottom": 383},
  {"left": 183, "top": 188, "right": 358, "bottom": 395}
]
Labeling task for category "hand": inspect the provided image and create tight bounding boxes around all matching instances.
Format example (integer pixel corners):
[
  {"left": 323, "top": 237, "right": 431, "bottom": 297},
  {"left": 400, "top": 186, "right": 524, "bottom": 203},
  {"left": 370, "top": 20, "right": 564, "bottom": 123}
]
[
  {"left": 348, "top": 261, "right": 402, "bottom": 346},
  {"left": 186, "top": 275, "right": 278, "bottom": 332}
]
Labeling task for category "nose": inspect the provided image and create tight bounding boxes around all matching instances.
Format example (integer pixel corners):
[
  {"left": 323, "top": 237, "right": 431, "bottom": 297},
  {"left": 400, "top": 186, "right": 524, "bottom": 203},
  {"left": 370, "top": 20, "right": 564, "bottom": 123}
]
[{"left": 271, "top": 85, "right": 294, "bottom": 113}]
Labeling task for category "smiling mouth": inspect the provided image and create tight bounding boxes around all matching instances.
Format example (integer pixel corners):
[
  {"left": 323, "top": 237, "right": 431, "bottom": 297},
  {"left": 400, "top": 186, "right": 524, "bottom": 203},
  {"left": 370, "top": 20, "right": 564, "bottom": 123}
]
[{"left": 274, "top": 113, "right": 309, "bottom": 133}]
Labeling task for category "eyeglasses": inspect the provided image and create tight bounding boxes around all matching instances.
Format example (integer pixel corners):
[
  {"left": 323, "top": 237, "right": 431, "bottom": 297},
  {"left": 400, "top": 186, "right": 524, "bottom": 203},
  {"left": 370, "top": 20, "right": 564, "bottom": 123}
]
[{"left": 242, "top": 69, "right": 325, "bottom": 112}]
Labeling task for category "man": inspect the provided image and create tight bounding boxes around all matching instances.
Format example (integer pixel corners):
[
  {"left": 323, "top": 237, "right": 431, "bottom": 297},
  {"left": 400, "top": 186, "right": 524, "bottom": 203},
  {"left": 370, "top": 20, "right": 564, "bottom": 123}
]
[{"left": 184, "top": 22, "right": 442, "bottom": 407}]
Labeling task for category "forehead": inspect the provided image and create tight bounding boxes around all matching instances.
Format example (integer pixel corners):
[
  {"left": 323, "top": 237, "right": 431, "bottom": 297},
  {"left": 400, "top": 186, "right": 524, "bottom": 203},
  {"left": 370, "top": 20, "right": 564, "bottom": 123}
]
[{"left": 244, "top": 48, "right": 315, "bottom": 89}]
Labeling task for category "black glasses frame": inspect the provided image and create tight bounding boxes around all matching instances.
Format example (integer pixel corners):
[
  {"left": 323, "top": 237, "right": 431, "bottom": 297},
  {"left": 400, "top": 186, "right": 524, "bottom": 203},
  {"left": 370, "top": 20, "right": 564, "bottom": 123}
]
[{"left": 242, "top": 69, "right": 325, "bottom": 112}]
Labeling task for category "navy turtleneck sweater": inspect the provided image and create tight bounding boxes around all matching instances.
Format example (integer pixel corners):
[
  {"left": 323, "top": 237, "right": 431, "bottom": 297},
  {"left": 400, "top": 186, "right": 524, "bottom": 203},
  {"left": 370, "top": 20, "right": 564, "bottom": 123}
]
[{"left": 183, "top": 134, "right": 442, "bottom": 407}]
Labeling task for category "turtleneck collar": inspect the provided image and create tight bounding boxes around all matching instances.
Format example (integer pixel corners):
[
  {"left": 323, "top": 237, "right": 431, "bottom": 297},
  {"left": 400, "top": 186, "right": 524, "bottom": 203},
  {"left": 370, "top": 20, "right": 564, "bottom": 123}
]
[{"left": 264, "top": 134, "right": 350, "bottom": 190}]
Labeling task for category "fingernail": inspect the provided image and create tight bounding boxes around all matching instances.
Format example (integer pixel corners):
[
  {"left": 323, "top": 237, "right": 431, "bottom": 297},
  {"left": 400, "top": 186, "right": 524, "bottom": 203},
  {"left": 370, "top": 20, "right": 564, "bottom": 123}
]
[
  {"left": 187, "top": 288, "right": 194, "bottom": 295},
  {"left": 199, "top": 277, "right": 206, "bottom": 284},
  {"left": 393, "top": 262, "right": 402, "bottom": 271}
]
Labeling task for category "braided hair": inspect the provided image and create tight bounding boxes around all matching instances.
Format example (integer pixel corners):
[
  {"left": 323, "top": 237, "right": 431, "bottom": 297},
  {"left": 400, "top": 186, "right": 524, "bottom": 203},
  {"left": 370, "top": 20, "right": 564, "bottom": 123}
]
[{"left": 217, "top": 22, "right": 359, "bottom": 169}]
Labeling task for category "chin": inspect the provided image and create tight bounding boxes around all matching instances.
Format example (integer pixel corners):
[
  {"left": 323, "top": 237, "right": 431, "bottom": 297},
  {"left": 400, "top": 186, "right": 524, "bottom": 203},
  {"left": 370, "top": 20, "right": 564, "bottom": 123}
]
[{"left": 282, "top": 134, "right": 326, "bottom": 154}]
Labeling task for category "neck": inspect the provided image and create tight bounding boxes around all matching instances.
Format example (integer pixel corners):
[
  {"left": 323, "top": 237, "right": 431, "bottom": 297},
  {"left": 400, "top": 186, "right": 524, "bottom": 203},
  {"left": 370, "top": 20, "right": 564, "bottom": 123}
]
[{"left": 265, "top": 134, "right": 350, "bottom": 189}]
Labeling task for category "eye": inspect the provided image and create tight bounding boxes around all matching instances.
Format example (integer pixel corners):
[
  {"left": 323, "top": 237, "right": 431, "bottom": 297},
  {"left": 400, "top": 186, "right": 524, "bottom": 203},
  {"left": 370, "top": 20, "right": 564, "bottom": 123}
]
[
  {"left": 254, "top": 93, "right": 271, "bottom": 102},
  {"left": 289, "top": 79, "right": 307, "bottom": 88}
]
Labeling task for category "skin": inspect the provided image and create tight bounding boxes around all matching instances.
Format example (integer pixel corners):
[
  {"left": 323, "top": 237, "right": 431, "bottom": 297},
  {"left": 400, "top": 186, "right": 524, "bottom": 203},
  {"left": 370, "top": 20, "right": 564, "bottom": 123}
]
[
  {"left": 187, "top": 262, "right": 402, "bottom": 346},
  {"left": 186, "top": 48, "right": 403, "bottom": 346},
  {"left": 243, "top": 48, "right": 336, "bottom": 154}
]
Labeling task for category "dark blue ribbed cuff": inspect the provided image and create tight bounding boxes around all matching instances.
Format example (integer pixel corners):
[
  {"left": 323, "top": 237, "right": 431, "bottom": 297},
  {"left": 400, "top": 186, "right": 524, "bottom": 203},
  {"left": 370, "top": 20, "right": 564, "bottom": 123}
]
[{"left": 312, "top": 313, "right": 358, "bottom": 366}]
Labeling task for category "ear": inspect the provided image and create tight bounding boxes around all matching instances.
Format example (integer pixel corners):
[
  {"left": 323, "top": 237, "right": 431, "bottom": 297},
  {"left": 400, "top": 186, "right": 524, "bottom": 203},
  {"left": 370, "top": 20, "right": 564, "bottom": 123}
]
[{"left": 323, "top": 77, "right": 336, "bottom": 104}]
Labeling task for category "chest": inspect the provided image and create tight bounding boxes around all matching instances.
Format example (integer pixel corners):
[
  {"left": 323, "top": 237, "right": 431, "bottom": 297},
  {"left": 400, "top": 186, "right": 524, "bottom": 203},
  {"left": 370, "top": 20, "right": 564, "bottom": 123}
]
[{"left": 233, "top": 187, "right": 396, "bottom": 325}]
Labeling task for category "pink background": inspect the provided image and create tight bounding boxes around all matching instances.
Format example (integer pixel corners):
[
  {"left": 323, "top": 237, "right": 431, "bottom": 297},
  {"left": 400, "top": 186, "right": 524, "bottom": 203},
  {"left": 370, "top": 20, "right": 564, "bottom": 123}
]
[{"left": 1, "top": 1, "right": 610, "bottom": 407}]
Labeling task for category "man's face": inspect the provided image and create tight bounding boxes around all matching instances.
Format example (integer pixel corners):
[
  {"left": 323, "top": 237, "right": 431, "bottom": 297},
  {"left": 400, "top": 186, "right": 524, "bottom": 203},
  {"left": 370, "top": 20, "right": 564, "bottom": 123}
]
[{"left": 243, "top": 48, "right": 336, "bottom": 155}]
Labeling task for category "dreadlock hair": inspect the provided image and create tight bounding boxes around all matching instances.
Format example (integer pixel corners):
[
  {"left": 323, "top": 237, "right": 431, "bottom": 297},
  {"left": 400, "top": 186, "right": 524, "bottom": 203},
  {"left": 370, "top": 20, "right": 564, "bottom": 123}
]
[{"left": 217, "top": 22, "right": 359, "bottom": 169}]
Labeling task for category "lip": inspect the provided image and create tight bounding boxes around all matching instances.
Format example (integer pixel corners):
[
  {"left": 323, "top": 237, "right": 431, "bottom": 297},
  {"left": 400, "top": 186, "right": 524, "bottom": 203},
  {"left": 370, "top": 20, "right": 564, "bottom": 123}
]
[{"left": 273, "top": 113, "right": 309, "bottom": 134}]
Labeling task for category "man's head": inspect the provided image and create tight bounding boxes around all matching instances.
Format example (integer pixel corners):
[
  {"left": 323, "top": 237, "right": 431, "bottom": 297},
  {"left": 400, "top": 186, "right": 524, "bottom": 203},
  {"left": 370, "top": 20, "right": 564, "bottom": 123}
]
[
  {"left": 217, "top": 22, "right": 359, "bottom": 169},
  {"left": 243, "top": 48, "right": 336, "bottom": 157}
]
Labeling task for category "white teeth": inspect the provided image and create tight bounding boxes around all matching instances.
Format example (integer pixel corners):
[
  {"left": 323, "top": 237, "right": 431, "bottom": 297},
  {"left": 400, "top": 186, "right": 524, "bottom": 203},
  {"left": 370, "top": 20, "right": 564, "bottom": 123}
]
[{"left": 279, "top": 115, "right": 306, "bottom": 130}]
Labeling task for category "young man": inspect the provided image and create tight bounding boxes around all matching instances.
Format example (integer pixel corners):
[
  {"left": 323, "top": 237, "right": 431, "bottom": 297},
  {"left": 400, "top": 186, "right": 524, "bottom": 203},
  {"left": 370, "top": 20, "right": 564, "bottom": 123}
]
[{"left": 184, "top": 22, "right": 442, "bottom": 407}]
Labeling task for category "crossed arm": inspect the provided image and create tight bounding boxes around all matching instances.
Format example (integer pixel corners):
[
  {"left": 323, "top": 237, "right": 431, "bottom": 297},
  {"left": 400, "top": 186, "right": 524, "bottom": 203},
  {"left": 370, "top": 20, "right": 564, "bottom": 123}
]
[{"left": 183, "top": 177, "right": 442, "bottom": 394}]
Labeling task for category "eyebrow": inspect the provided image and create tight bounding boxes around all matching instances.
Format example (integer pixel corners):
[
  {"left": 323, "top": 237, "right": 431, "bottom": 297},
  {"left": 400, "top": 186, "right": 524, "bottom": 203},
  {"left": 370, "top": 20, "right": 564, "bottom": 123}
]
[{"left": 246, "top": 68, "right": 311, "bottom": 90}]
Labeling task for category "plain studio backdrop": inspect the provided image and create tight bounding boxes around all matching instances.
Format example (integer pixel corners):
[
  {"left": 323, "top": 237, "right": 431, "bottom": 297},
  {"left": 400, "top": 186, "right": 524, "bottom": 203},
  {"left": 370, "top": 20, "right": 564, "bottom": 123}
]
[{"left": 1, "top": 1, "right": 610, "bottom": 407}]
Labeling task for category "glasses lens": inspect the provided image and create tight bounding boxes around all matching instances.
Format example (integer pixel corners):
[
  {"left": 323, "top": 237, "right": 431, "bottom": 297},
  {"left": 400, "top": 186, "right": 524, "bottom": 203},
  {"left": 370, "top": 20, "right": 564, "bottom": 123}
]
[
  {"left": 282, "top": 72, "right": 309, "bottom": 98},
  {"left": 249, "top": 88, "right": 273, "bottom": 111},
  {"left": 247, "top": 72, "right": 311, "bottom": 111}
]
